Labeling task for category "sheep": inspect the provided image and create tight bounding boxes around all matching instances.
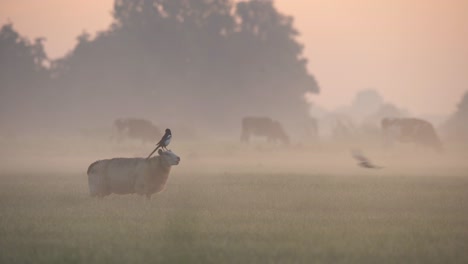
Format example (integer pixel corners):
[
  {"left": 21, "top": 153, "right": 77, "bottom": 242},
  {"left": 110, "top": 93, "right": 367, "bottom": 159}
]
[{"left": 87, "top": 149, "right": 180, "bottom": 199}]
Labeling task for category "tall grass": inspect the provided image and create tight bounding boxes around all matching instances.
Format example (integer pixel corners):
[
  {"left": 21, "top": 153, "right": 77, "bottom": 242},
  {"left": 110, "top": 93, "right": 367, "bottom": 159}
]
[{"left": 1, "top": 169, "right": 468, "bottom": 263}]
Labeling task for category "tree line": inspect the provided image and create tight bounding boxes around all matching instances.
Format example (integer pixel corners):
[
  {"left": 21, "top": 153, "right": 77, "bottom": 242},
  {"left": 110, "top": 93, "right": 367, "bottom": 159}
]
[{"left": 1, "top": 0, "right": 319, "bottom": 135}]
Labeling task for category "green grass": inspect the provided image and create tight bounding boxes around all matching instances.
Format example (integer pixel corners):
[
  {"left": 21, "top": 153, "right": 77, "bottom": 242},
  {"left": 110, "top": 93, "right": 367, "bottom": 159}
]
[{"left": 1, "top": 169, "right": 468, "bottom": 263}]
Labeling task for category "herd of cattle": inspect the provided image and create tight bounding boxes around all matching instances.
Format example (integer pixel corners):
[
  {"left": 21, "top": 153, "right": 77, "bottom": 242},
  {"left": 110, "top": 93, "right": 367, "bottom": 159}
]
[
  {"left": 113, "top": 116, "right": 444, "bottom": 152},
  {"left": 242, "top": 116, "right": 444, "bottom": 152}
]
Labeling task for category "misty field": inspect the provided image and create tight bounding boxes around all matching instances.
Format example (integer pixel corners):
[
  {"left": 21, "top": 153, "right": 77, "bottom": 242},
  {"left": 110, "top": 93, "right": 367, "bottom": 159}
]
[{"left": 1, "top": 140, "right": 468, "bottom": 263}]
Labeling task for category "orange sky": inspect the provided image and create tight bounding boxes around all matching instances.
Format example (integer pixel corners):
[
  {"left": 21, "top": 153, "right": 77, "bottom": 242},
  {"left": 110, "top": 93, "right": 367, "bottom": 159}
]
[{"left": 1, "top": 0, "right": 467, "bottom": 116}]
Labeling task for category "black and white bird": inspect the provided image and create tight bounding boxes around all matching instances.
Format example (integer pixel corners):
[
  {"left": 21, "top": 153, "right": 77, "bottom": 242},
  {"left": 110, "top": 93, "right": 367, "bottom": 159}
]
[
  {"left": 351, "top": 149, "right": 383, "bottom": 169},
  {"left": 147, "top": 128, "right": 172, "bottom": 159}
]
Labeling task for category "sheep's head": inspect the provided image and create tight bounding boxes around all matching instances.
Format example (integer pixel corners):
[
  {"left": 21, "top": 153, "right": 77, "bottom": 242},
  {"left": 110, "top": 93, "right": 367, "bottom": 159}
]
[{"left": 158, "top": 149, "right": 181, "bottom": 166}]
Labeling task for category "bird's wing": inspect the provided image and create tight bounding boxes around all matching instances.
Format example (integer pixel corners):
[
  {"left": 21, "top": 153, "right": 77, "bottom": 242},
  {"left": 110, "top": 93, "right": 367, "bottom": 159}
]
[
  {"left": 351, "top": 149, "right": 369, "bottom": 163},
  {"left": 155, "top": 133, "right": 169, "bottom": 146}
]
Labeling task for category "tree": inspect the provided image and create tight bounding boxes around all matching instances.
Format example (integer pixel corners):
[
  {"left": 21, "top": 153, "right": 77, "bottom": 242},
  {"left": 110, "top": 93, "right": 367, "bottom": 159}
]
[
  {"left": 50, "top": 0, "right": 319, "bottom": 134},
  {"left": 0, "top": 23, "right": 50, "bottom": 131}
]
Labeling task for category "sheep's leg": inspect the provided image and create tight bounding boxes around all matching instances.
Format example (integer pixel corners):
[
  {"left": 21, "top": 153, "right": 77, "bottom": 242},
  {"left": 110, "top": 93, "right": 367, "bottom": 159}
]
[{"left": 143, "top": 181, "right": 155, "bottom": 200}]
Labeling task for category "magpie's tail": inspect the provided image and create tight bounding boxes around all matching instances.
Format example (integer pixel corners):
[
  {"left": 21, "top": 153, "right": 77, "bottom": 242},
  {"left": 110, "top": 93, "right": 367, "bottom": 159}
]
[{"left": 146, "top": 144, "right": 160, "bottom": 159}]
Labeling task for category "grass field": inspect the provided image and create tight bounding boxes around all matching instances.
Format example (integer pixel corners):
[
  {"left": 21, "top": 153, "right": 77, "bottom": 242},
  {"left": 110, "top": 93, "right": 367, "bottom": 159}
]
[{"left": 1, "top": 139, "right": 468, "bottom": 263}]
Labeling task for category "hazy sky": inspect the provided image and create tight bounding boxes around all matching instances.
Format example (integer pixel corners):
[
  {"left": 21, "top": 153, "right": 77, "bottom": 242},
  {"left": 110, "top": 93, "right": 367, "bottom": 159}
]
[{"left": 1, "top": 0, "right": 467, "bottom": 116}]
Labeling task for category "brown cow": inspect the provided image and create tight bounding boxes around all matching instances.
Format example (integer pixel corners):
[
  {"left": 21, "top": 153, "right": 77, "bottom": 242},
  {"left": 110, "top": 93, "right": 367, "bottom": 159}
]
[
  {"left": 114, "top": 118, "right": 162, "bottom": 144},
  {"left": 381, "top": 117, "right": 443, "bottom": 152},
  {"left": 241, "top": 116, "right": 289, "bottom": 144}
]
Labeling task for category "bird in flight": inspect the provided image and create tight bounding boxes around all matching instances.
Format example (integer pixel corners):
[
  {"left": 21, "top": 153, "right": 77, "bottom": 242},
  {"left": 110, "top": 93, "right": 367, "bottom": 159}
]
[
  {"left": 147, "top": 128, "right": 172, "bottom": 159},
  {"left": 351, "top": 149, "right": 383, "bottom": 169}
]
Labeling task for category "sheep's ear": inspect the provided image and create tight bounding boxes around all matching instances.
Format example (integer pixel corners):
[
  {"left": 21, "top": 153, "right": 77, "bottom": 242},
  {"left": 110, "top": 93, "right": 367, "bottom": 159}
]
[{"left": 158, "top": 149, "right": 163, "bottom": 155}]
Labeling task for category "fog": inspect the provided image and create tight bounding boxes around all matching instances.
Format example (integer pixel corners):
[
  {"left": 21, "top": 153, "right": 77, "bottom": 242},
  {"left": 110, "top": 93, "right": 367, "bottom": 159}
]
[
  {"left": 1, "top": 0, "right": 467, "bottom": 174},
  {"left": 3, "top": 2, "right": 468, "bottom": 263}
]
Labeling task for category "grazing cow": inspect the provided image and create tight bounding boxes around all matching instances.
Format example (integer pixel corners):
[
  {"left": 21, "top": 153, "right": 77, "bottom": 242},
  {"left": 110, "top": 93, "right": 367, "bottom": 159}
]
[
  {"left": 114, "top": 118, "right": 162, "bottom": 144},
  {"left": 381, "top": 117, "right": 443, "bottom": 152},
  {"left": 241, "top": 116, "right": 289, "bottom": 144},
  {"left": 87, "top": 149, "right": 180, "bottom": 199}
]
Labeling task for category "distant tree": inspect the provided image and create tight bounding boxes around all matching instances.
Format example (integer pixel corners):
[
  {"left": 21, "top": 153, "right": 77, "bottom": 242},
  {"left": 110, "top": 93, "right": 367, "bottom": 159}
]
[
  {"left": 454, "top": 91, "right": 468, "bottom": 119},
  {"left": 49, "top": 0, "right": 319, "bottom": 134},
  {"left": 0, "top": 23, "right": 50, "bottom": 130},
  {"left": 231, "top": 1, "right": 318, "bottom": 120},
  {"left": 351, "top": 90, "right": 384, "bottom": 118}
]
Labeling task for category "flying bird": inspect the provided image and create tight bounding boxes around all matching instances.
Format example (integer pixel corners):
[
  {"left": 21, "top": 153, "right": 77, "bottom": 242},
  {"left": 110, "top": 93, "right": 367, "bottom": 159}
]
[
  {"left": 351, "top": 149, "right": 383, "bottom": 169},
  {"left": 147, "top": 128, "right": 172, "bottom": 159}
]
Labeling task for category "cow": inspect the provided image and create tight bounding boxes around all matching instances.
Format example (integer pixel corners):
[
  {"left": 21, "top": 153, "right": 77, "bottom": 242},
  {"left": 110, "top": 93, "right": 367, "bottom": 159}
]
[
  {"left": 87, "top": 149, "right": 180, "bottom": 199},
  {"left": 381, "top": 117, "right": 443, "bottom": 152},
  {"left": 113, "top": 118, "right": 162, "bottom": 144},
  {"left": 240, "top": 116, "right": 289, "bottom": 145}
]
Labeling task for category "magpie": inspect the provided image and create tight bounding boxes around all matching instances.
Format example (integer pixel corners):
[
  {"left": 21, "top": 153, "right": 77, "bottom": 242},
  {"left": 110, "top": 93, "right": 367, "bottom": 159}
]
[
  {"left": 146, "top": 128, "right": 172, "bottom": 159},
  {"left": 351, "top": 149, "right": 383, "bottom": 169}
]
